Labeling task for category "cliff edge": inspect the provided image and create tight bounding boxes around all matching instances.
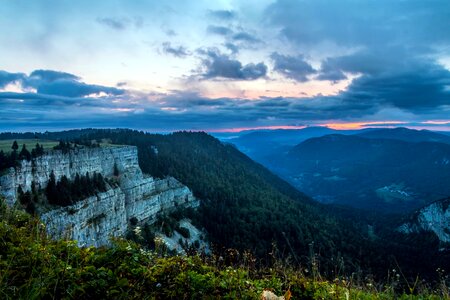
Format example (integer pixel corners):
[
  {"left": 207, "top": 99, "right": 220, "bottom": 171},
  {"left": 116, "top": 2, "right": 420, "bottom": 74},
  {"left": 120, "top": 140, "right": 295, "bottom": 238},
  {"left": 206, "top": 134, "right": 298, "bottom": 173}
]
[{"left": 0, "top": 145, "right": 199, "bottom": 247}]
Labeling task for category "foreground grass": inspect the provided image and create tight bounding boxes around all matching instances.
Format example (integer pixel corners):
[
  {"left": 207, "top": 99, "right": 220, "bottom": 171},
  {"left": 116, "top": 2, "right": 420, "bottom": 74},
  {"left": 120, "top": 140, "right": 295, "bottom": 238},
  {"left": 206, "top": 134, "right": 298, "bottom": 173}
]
[{"left": 0, "top": 202, "right": 448, "bottom": 299}]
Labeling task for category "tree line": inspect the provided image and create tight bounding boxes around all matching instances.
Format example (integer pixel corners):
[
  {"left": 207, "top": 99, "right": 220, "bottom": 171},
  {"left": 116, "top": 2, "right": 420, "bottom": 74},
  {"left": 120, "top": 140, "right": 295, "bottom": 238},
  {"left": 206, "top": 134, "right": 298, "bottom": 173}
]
[
  {"left": 45, "top": 171, "right": 108, "bottom": 207},
  {"left": 0, "top": 141, "right": 45, "bottom": 171}
]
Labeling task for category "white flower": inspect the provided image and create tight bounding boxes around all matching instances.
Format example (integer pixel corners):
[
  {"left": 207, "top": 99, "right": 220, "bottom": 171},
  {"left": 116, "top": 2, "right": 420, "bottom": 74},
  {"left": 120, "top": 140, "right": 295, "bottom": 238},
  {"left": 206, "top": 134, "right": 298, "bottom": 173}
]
[{"left": 133, "top": 226, "right": 142, "bottom": 236}]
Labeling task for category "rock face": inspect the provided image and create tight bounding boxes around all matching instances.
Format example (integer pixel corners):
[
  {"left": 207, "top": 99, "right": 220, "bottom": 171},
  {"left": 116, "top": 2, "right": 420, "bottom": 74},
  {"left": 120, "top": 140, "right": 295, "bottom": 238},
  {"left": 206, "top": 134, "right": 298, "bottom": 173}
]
[
  {"left": 0, "top": 146, "right": 199, "bottom": 247},
  {"left": 398, "top": 198, "right": 450, "bottom": 243},
  {"left": 40, "top": 187, "right": 127, "bottom": 247},
  {"left": 157, "top": 219, "right": 210, "bottom": 255}
]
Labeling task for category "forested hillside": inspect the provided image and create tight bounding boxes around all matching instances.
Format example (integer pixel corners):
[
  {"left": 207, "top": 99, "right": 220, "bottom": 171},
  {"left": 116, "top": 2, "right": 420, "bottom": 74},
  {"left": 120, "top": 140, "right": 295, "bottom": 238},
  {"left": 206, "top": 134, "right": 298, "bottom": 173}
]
[
  {"left": 2, "top": 129, "right": 449, "bottom": 280},
  {"left": 281, "top": 134, "right": 450, "bottom": 212},
  {"left": 70, "top": 129, "right": 447, "bottom": 279}
]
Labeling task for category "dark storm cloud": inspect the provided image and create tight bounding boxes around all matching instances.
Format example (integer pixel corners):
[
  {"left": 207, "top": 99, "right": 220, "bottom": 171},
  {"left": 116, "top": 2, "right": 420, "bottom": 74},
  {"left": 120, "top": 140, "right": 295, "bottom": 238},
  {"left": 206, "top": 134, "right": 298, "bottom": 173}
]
[
  {"left": 97, "top": 17, "right": 128, "bottom": 30},
  {"left": 96, "top": 16, "right": 143, "bottom": 30},
  {"left": 232, "top": 32, "right": 261, "bottom": 44},
  {"left": 341, "top": 61, "right": 450, "bottom": 110},
  {"left": 270, "top": 52, "right": 316, "bottom": 82},
  {"left": 28, "top": 69, "right": 80, "bottom": 82},
  {"left": 35, "top": 80, "right": 124, "bottom": 97},
  {"left": 0, "top": 92, "right": 101, "bottom": 107},
  {"left": 224, "top": 43, "right": 239, "bottom": 54},
  {"left": 208, "top": 10, "right": 236, "bottom": 20},
  {"left": 0, "top": 70, "right": 124, "bottom": 98},
  {"left": 198, "top": 49, "right": 267, "bottom": 80},
  {"left": 315, "top": 47, "right": 450, "bottom": 109},
  {"left": 0, "top": 71, "right": 25, "bottom": 88},
  {"left": 266, "top": 0, "right": 450, "bottom": 111},
  {"left": 254, "top": 98, "right": 291, "bottom": 107},
  {"left": 0, "top": 83, "right": 447, "bottom": 132},
  {"left": 318, "top": 48, "right": 411, "bottom": 81},
  {"left": 259, "top": 0, "right": 450, "bottom": 113},
  {"left": 161, "top": 42, "right": 189, "bottom": 58},
  {"left": 207, "top": 25, "right": 233, "bottom": 36},
  {"left": 266, "top": 0, "right": 450, "bottom": 48},
  {"left": 159, "top": 91, "right": 241, "bottom": 109},
  {"left": 316, "top": 69, "right": 347, "bottom": 82}
]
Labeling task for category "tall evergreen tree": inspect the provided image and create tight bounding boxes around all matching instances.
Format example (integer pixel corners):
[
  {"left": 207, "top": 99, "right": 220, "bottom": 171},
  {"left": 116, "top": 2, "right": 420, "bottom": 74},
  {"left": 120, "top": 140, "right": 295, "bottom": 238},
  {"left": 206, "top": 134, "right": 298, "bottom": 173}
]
[
  {"left": 0, "top": 150, "right": 6, "bottom": 170},
  {"left": 11, "top": 140, "right": 18, "bottom": 152},
  {"left": 19, "top": 144, "right": 31, "bottom": 161},
  {"left": 46, "top": 171, "right": 57, "bottom": 205},
  {"left": 113, "top": 162, "right": 119, "bottom": 176}
]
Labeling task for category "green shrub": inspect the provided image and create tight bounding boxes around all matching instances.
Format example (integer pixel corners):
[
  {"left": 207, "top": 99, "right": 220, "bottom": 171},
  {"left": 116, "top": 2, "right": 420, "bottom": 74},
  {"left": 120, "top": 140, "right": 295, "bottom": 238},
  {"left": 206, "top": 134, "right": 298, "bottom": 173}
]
[{"left": 0, "top": 200, "right": 448, "bottom": 299}]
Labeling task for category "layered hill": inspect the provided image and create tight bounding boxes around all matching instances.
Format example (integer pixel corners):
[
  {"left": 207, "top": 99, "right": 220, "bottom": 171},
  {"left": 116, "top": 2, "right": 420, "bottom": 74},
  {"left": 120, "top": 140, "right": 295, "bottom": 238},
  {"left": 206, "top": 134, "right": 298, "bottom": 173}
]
[
  {"left": 275, "top": 134, "right": 450, "bottom": 212},
  {"left": 356, "top": 127, "right": 450, "bottom": 144},
  {"left": 227, "top": 127, "right": 348, "bottom": 163}
]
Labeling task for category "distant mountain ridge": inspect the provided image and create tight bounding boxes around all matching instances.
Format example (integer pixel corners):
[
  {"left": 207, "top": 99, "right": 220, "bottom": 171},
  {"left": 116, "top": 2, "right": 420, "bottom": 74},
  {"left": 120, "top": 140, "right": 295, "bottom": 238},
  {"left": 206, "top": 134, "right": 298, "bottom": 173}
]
[
  {"left": 227, "top": 127, "right": 358, "bottom": 163},
  {"left": 279, "top": 133, "right": 450, "bottom": 212},
  {"left": 223, "top": 127, "right": 450, "bottom": 213},
  {"left": 356, "top": 127, "right": 450, "bottom": 144}
]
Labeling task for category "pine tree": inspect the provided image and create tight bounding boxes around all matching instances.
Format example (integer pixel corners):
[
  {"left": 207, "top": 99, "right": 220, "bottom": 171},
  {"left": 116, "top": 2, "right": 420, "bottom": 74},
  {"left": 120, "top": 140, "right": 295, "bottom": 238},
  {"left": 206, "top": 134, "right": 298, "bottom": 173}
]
[
  {"left": 32, "top": 143, "right": 44, "bottom": 158},
  {"left": 11, "top": 140, "right": 18, "bottom": 152},
  {"left": 73, "top": 173, "right": 82, "bottom": 200},
  {"left": 58, "top": 175, "right": 72, "bottom": 206},
  {"left": 113, "top": 162, "right": 119, "bottom": 176},
  {"left": 46, "top": 171, "right": 57, "bottom": 205},
  {"left": 0, "top": 150, "right": 6, "bottom": 170},
  {"left": 19, "top": 144, "right": 31, "bottom": 161}
]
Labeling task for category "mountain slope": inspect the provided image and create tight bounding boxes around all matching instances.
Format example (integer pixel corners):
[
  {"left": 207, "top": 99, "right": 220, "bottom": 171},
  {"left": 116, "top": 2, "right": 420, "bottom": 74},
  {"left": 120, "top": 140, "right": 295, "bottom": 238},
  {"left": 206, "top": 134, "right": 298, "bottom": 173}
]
[
  {"left": 77, "top": 131, "right": 366, "bottom": 265},
  {"left": 356, "top": 127, "right": 450, "bottom": 144},
  {"left": 227, "top": 127, "right": 354, "bottom": 164},
  {"left": 282, "top": 134, "right": 450, "bottom": 212},
  {"left": 3, "top": 129, "right": 449, "bottom": 279}
]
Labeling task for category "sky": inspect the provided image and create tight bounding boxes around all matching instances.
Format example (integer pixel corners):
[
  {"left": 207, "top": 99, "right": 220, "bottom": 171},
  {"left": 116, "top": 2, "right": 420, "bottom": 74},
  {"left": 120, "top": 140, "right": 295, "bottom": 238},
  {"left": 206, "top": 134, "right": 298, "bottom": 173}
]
[{"left": 0, "top": 0, "right": 449, "bottom": 132}]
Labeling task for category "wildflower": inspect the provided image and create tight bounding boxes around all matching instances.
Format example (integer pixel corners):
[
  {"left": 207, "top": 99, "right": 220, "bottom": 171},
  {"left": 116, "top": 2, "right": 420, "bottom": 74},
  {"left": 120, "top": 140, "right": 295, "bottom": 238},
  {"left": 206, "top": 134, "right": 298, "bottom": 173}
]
[{"left": 133, "top": 226, "right": 142, "bottom": 236}]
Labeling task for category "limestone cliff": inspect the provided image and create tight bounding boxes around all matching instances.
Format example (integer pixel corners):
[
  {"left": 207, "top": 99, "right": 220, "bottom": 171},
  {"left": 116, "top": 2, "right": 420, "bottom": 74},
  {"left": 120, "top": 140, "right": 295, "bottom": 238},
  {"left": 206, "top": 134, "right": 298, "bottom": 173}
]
[
  {"left": 0, "top": 146, "right": 199, "bottom": 247},
  {"left": 397, "top": 198, "right": 450, "bottom": 243}
]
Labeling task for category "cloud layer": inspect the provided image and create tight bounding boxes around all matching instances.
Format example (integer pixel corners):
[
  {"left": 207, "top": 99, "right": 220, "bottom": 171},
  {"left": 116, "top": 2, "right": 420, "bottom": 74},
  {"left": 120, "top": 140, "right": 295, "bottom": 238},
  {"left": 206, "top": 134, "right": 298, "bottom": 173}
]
[
  {"left": 197, "top": 49, "right": 267, "bottom": 80},
  {"left": 0, "top": 0, "right": 449, "bottom": 131}
]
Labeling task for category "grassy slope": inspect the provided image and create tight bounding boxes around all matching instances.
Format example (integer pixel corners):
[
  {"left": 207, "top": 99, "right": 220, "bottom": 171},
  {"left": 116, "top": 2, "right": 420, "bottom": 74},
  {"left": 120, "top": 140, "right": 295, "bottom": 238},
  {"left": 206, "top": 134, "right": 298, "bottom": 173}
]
[
  {"left": 0, "top": 139, "right": 58, "bottom": 153},
  {"left": 0, "top": 200, "right": 447, "bottom": 299}
]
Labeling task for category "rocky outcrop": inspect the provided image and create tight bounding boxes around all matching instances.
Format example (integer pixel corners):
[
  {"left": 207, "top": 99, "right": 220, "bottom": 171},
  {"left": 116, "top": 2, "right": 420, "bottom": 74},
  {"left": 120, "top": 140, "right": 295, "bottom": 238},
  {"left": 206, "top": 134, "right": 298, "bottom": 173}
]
[
  {"left": 0, "top": 146, "right": 138, "bottom": 206},
  {"left": 40, "top": 187, "right": 127, "bottom": 247},
  {"left": 0, "top": 146, "right": 199, "bottom": 247},
  {"left": 157, "top": 219, "right": 210, "bottom": 255},
  {"left": 397, "top": 198, "right": 450, "bottom": 243}
]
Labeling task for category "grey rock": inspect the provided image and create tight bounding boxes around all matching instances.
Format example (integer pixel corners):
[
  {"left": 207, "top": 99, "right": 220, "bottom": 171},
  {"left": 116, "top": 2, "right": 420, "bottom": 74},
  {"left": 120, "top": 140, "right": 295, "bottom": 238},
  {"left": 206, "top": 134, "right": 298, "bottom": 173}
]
[{"left": 0, "top": 146, "right": 199, "bottom": 247}]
